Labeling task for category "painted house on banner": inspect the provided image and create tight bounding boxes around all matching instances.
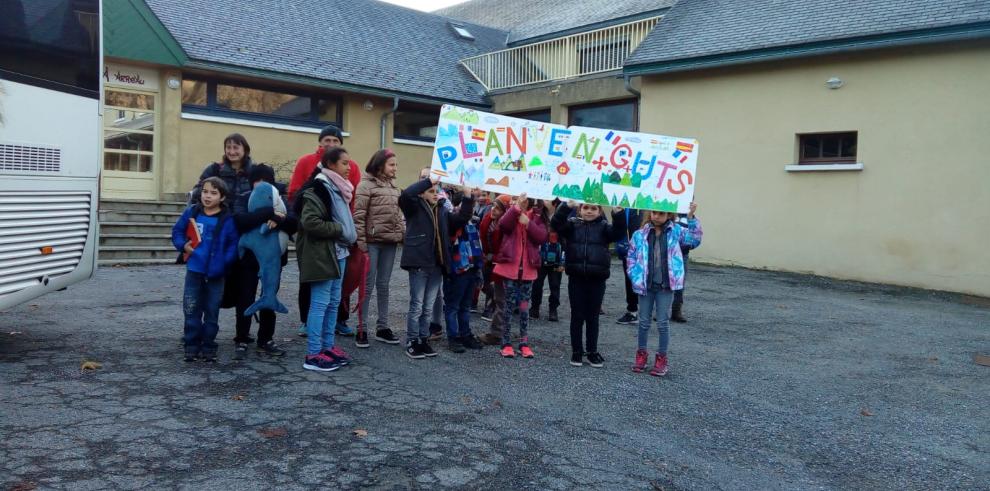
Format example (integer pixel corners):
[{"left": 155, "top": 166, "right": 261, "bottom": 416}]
[{"left": 447, "top": 0, "right": 990, "bottom": 297}]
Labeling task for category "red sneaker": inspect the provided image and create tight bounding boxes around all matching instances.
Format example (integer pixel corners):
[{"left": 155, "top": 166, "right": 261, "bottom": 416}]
[
  {"left": 632, "top": 349, "right": 648, "bottom": 373},
  {"left": 500, "top": 345, "right": 515, "bottom": 358},
  {"left": 519, "top": 345, "right": 534, "bottom": 358},
  {"left": 649, "top": 353, "right": 669, "bottom": 377},
  {"left": 331, "top": 346, "right": 351, "bottom": 361}
]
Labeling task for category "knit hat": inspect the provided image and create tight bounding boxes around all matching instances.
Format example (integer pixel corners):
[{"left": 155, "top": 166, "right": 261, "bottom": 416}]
[
  {"left": 495, "top": 194, "right": 512, "bottom": 209},
  {"left": 248, "top": 163, "right": 275, "bottom": 185},
  {"left": 318, "top": 125, "right": 343, "bottom": 142}
]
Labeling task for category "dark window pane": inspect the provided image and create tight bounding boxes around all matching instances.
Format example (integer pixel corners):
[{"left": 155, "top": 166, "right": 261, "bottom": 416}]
[
  {"left": 569, "top": 100, "right": 636, "bottom": 132},
  {"left": 104, "top": 131, "right": 153, "bottom": 152},
  {"left": 104, "top": 152, "right": 152, "bottom": 172},
  {"left": 395, "top": 106, "right": 440, "bottom": 140},
  {"left": 217, "top": 84, "right": 310, "bottom": 119},
  {"left": 821, "top": 135, "right": 840, "bottom": 158},
  {"left": 105, "top": 90, "right": 154, "bottom": 110},
  {"left": 799, "top": 132, "right": 857, "bottom": 163},
  {"left": 840, "top": 136, "right": 857, "bottom": 158},
  {"left": 801, "top": 136, "right": 821, "bottom": 160},
  {"left": 181, "top": 80, "right": 207, "bottom": 106},
  {"left": 0, "top": 0, "right": 99, "bottom": 95},
  {"left": 507, "top": 110, "right": 551, "bottom": 123}
]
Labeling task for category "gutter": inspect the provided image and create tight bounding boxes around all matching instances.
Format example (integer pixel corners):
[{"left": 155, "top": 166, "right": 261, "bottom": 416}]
[
  {"left": 381, "top": 96, "right": 400, "bottom": 149},
  {"left": 623, "top": 74, "right": 640, "bottom": 97}
]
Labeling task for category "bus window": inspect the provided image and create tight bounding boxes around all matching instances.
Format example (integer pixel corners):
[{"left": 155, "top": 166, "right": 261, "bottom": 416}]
[{"left": 0, "top": 0, "right": 100, "bottom": 97}]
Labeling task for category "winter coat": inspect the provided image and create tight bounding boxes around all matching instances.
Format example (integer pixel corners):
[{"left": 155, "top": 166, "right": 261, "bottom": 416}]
[
  {"left": 493, "top": 205, "right": 548, "bottom": 280},
  {"left": 550, "top": 203, "right": 625, "bottom": 280},
  {"left": 296, "top": 181, "right": 346, "bottom": 283},
  {"left": 626, "top": 218, "right": 703, "bottom": 295},
  {"left": 399, "top": 178, "right": 474, "bottom": 270},
  {"left": 287, "top": 147, "right": 361, "bottom": 206},
  {"left": 171, "top": 205, "right": 239, "bottom": 279},
  {"left": 192, "top": 158, "right": 257, "bottom": 215},
  {"left": 353, "top": 174, "right": 405, "bottom": 249}
]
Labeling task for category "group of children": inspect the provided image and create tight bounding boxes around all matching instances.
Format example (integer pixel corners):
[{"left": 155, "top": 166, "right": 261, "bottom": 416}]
[{"left": 173, "top": 127, "right": 703, "bottom": 377}]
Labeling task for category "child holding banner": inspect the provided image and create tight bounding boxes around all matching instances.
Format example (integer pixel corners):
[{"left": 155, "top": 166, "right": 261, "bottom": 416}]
[
  {"left": 493, "top": 193, "right": 548, "bottom": 358},
  {"left": 626, "top": 203, "right": 702, "bottom": 377}
]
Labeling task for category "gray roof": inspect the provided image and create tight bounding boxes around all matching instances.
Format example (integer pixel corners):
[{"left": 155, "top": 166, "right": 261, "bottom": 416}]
[
  {"left": 143, "top": 0, "right": 509, "bottom": 105},
  {"left": 436, "top": 0, "right": 674, "bottom": 45},
  {"left": 626, "top": 0, "right": 990, "bottom": 69}
]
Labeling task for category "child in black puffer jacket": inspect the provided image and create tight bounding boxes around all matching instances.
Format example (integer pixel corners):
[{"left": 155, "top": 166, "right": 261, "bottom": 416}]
[{"left": 550, "top": 201, "right": 626, "bottom": 368}]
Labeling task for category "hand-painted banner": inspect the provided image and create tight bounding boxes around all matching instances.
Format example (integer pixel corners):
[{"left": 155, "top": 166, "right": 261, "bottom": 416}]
[{"left": 430, "top": 104, "right": 698, "bottom": 213}]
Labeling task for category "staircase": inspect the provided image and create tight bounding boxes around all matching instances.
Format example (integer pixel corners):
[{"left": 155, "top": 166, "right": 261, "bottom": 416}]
[{"left": 98, "top": 199, "right": 185, "bottom": 266}]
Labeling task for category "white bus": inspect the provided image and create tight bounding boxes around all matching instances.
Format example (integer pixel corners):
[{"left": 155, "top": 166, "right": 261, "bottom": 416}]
[{"left": 0, "top": 0, "right": 102, "bottom": 309}]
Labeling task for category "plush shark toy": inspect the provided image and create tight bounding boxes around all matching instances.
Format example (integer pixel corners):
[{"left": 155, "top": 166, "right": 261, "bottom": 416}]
[{"left": 238, "top": 182, "right": 289, "bottom": 316}]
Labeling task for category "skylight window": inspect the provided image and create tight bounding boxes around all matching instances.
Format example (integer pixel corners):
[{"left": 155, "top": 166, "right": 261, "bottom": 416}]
[{"left": 450, "top": 23, "right": 475, "bottom": 40}]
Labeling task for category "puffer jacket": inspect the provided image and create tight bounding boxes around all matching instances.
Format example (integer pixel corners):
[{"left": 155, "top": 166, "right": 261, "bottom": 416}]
[
  {"left": 399, "top": 178, "right": 473, "bottom": 270},
  {"left": 190, "top": 158, "right": 256, "bottom": 215},
  {"left": 353, "top": 174, "right": 404, "bottom": 249},
  {"left": 493, "top": 205, "right": 548, "bottom": 269},
  {"left": 625, "top": 218, "right": 703, "bottom": 294},
  {"left": 550, "top": 203, "right": 625, "bottom": 280}
]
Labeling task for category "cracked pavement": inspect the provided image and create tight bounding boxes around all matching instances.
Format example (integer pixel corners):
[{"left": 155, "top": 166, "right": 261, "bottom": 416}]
[{"left": 1, "top": 261, "right": 988, "bottom": 490}]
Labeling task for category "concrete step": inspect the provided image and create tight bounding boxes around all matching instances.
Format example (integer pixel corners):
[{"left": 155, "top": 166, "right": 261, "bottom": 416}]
[
  {"left": 98, "top": 258, "right": 178, "bottom": 267},
  {"left": 100, "top": 199, "right": 187, "bottom": 213},
  {"left": 99, "top": 233, "right": 171, "bottom": 247},
  {"left": 100, "top": 221, "right": 174, "bottom": 235},
  {"left": 99, "top": 245, "right": 179, "bottom": 261},
  {"left": 99, "top": 209, "right": 182, "bottom": 223}
]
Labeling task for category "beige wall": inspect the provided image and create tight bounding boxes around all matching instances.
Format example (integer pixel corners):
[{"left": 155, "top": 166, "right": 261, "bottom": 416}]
[
  {"left": 491, "top": 75, "right": 641, "bottom": 125},
  {"left": 638, "top": 41, "right": 990, "bottom": 296}
]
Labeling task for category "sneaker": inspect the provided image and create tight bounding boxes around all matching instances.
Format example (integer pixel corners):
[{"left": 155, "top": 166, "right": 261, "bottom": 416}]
[
  {"left": 632, "top": 349, "right": 648, "bottom": 373},
  {"left": 649, "top": 353, "right": 669, "bottom": 377},
  {"left": 202, "top": 352, "right": 218, "bottom": 363},
  {"left": 322, "top": 347, "right": 350, "bottom": 367},
  {"left": 671, "top": 304, "right": 687, "bottom": 323},
  {"left": 617, "top": 312, "right": 638, "bottom": 325},
  {"left": 500, "top": 345, "right": 515, "bottom": 358},
  {"left": 448, "top": 338, "right": 466, "bottom": 353},
  {"left": 375, "top": 328, "right": 400, "bottom": 345},
  {"left": 587, "top": 352, "right": 605, "bottom": 368},
  {"left": 405, "top": 339, "right": 425, "bottom": 359},
  {"left": 234, "top": 336, "right": 256, "bottom": 344},
  {"left": 461, "top": 335, "right": 484, "bottom": 350},
  {"left": 336, "top": 322, "right": 355, "bottom": 337},
  {"left": 420, "top": 339, "right": 438, "bottom": 357},
  {"left": 548, "top": 310, "right": 559, "bottom": 322},
  {"left": 530, "top": 308, "right": 540, "bottom": 320},
  {"left": 303, "top": 354, "right": 340, "bottom": 372},
  {"left": 297, "top": 324, "right": 308, "bottom": 337},
  {"left": 570, "top": 352, "right": 583, "bottom": 367},
  {"left": 234, "top": 342, "right": 248, "bottom": 360},
  {"left": 355, "top": 330, "right": 370, "bottom": 348},
  {"left": 519, "top": 345, "right": 534, "bottom": 359},
  {"left": 479, "top": 333, "right": 502, "bottom": 346},
  {"left": 428, "top": 323, "right": 444, "bottom": 340},
  {"left": 184, "top": 351, "right": 198, "bottom": 363},
  {"left": 257, "top": 341, "right": 286, "bottom": 357},
  {"left": 470, "top": 304, "right": 479, "bottom": 314},
  {"left": 480, "top": 309, "right": 493, "bottom": 321}
]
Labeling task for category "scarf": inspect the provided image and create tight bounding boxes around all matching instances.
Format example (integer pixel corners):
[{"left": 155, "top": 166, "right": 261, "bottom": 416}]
[{"left": 320, "top": 167, "right": 353, "bottom": 204}]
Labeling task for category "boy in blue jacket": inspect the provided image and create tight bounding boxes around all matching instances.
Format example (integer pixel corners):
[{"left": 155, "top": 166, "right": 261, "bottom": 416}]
[{"left": 172, "top": 177, "right": 240, "bottom": 362}]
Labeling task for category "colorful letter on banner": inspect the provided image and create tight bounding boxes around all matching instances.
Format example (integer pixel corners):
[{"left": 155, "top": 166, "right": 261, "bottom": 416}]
[{"left": 430, "top": 105, "right": 698, "bottom": 213}]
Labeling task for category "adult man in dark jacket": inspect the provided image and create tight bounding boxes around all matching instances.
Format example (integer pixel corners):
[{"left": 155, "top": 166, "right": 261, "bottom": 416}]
[{"left": 398, "top": 177, "right": 474, "bottom": 359}]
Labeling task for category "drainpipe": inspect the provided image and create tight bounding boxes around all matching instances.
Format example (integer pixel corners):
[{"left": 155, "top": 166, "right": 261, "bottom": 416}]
[
  {"left": 623, "top": 74, "right": 641, "bottom": 97},
  {"left": 381, "top": 96, "right": 399, "bottom": 148}
]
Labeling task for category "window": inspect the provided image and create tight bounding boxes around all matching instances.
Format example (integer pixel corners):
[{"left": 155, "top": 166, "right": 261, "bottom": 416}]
[
  {"left": 450, "top": 23, "right": 475, "bottom": 40},
  {"left": 0, "top": 0, "right": 100, "bottom": 97},
  {"left": 181, "top": 77, "right": 343, "bottom": 127},
  {"left": 394, "top": 104, "right": 440, "bottom": 141},
  {"left": 568, "top": 99, "right": 637, "bottom": 132},
  {"left": 506, "top": 109, "right": 551, "bottom": 123},
  {"left": 103, "top": 89, "right": 155, "bottom": 172},
  {"left": 579, "top": 37, "right": 630, "bottom": 73},
  {"left": 799, "top": 132, "right": 857, "bottom": 164}
]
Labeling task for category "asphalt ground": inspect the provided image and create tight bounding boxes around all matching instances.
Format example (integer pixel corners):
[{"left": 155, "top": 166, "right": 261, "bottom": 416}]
[{"left": 1, "top": 260, "right": 988, "bottom": 490}]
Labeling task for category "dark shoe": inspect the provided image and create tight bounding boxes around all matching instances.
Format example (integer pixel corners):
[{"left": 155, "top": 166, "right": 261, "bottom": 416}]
[
  {"left": 234, "top": 342, "right": 248, "bottom": 360},
  {"left": 428, "top": 323, "right": 444, "bottom": 340},
  {"left": 671, "top": 304, "right": 687, "bottom": 323},
  {"left": 257, "top": 341, "right": 286, "bottom": 357},
  {"left": 616, "top": 312, "right": 638, "bottom": 325},
  {"left": 530, "top": 307, "right": 540, "bottom": 320},
  {"left": 297, "top": 324, "right": 307, "bottom": 337},
  {"left": 587, "top": 352, "right": 605, "bottom": 368},
  {"left": 184, "top": 351, "right": 199, "bottom": 363},
  {"left": 480, "top": 309, "right": 494, "bottom": 321},
  {"left": 548, "top": 310, "right": 559, "bottom": 322},
  {"left": 420, "top": 339, "right": 438, "bottom": 357},
  {"left": 202, "top": 352, "right": 218, "bottom": 363},
  {"left": 461, "top": 335, "right": 484, "bottom": 350},
  {"left": 355, "top": 330, "right": 370, "bottom": 348},
  {"left": 570, "top": 352, "right": 583, "bottom": 367},
  {"left": 479, "top": 333, "right": 502, "bottom": 346},
  {"left": 405, "top": 340, "right": 425, "bottom": 359},
  {"left": 303, "top": 354, "right": 340, "bottom": 372},
  {"left": 448, "top": 338, "right": 466, "bottom": 353},
  {"left": 375, "top": 328, "right": 400, "bottom": 345}
]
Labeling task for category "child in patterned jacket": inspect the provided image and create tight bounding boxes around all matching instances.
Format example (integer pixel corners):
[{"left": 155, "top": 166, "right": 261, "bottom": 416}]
[{"left": 625, "top": 202, "right": 702, "bottom": 376}]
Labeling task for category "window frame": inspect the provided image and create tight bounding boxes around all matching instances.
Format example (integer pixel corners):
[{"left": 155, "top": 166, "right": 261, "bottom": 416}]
[
  {"left": 797, "top": 131, "right": 858, "bottom": 165},
  {"left": 567, "top": 99, "right": 639, "bottom": 132},
  {"left": 505, "top": 108, "right": 552, "bottom": 123},
  {"left": 180, "top": 76, "right": 344, "bottom": 128},
  {"left": 102, "top": 87, "right": 157, "bottom": 174},
  {"left": 393, "top": 103, "right": 441, "bottom": 142}
]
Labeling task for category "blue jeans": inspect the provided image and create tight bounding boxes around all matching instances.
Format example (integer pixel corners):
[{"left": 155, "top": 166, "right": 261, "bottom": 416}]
[
  {"left": 183, "top": 271, "right": 224, "bottom": 355},
  {"left": 407, "top": 266, "right": 443, "bottom": 341},
  {"left": 306, "top": 258, "right": 346, "bottom": 355},
  {"left": 443, "top": 271, "right": 477, "bottom": 340},
  {"left": 638, "top": 288, "right": 674, "bottom": 354}
]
